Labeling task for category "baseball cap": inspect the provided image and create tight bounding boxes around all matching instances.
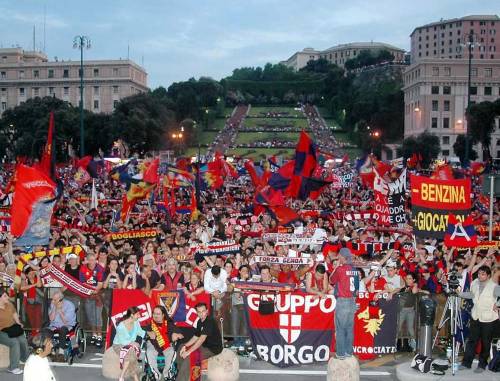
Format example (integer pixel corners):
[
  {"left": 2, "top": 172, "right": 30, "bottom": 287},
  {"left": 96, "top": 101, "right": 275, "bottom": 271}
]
[
  {"left": 386, "top": 259, "right": 397, "bottom": 268},
  {"left": 67, "top": 253, "right": 78, "bottom": 260},
  {"left": 143, "top": 254, "right": 154, "bottom": 262}
]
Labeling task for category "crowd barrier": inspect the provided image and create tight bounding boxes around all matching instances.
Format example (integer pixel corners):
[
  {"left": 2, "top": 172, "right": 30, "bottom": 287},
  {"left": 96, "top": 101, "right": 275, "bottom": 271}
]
[{"left": 1, "top": 284, "right": 456, "bottom": 353}]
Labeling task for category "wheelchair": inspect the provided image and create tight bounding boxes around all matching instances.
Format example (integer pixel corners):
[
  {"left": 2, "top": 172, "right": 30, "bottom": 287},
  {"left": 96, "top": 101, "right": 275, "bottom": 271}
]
[
  {"left": 142, "top": 341, "right": 178, "bottom": 381},
  {"left": 51, "top": 322, "right": 87, "bottom": 365}
]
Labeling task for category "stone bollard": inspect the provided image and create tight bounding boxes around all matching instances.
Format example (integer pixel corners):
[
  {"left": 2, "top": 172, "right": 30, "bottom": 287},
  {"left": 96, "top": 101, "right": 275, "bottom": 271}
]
[
  {"left": 102, "top": 347, "right": 122, "bottom": 379},
  {"left": 207, "top": 348, "right": 239, "bottom": 381},
  {"left": 0, "top": 344, "right": 10, "bottom": 368},
  {"left": 327, "top": 356, "right": 360, "bottom": 381}
]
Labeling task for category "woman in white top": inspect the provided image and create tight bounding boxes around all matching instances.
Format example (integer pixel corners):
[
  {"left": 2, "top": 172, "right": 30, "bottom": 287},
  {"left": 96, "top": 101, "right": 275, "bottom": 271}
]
[{"left": 24, "top": 329, "right": 56, "bottom": 381}]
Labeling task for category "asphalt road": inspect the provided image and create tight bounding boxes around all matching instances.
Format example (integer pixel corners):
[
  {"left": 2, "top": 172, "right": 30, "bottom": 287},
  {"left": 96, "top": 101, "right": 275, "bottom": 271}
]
[{"left": 1, "top": 347, "right": 403, "bottom": 381}]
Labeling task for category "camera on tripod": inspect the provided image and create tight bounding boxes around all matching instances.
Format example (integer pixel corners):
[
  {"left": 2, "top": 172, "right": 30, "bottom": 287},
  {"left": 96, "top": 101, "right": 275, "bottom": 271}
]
[{"left": 447, "top": 270, "right": 462, "bottom": 292}]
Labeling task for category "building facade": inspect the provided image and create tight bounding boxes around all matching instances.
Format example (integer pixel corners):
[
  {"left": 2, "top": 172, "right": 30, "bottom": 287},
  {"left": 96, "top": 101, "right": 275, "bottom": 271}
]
[
  {"left": 410, "top": 15, "right": 500, "bottom": 63},
  {"left": 281, "top": 42, "right": 406, "bottom": 71},
  {"left": 0, "top": 48, "right": 148, "bottom": 115},
  {"left": 404, "top": 15, "right": 500, "bottom": 160}
]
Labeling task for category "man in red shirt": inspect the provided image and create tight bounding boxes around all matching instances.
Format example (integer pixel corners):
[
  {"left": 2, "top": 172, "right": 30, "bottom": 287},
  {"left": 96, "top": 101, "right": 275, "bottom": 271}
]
[
  {"left": 79, "top": 253, "right": 104, "bottom": 347},
  {"left": 329, "top": 248, "right": 359, "bottom": 360}
]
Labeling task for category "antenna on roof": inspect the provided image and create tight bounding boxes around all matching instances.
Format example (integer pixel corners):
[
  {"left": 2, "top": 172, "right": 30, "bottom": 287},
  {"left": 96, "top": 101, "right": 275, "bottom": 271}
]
[
  {"left": 127, "top": 42, "right": 130, "bottom": 60},
  {"left": 43, "top": 4, "right": 46, "bottom": 52},
  {"left": 33, "top": 25, "right": 36, "bottom": 51}
]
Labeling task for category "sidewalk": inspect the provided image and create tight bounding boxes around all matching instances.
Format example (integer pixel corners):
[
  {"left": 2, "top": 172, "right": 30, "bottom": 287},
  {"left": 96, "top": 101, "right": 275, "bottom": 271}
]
[{"left": 395, "top": 361, "right": 498, "bottom": 381}]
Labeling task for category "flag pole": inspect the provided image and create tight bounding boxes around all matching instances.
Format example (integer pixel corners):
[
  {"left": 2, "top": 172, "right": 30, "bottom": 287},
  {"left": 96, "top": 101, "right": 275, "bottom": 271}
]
[{"left": 489, "top": 175, "right": 494, "bottom": 241}]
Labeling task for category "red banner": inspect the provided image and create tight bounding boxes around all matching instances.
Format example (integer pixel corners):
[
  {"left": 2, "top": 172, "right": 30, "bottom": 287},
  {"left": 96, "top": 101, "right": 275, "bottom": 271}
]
[
  {"left": 410, "top": 175, "right": 471, "bottom": 210},
  {"left": 244, "top": 291, "right": 398, "bottom": 367}
]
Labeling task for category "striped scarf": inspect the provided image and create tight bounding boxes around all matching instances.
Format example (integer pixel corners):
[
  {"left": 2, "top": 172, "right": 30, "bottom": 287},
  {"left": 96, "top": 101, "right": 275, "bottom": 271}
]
[
  {"left": 151, "top": 321, "right": 168, "bottom": 351},
  {"left": 119, "top": 344, "right": 140, "bottom": 369}
]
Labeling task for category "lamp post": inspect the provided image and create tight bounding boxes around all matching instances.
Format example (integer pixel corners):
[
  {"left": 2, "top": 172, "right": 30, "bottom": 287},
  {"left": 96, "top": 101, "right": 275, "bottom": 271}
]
[
  {"left": 463, "top": 30, "right": 477, "bottom": 167},
  {"left": 171, "top": 132, "right": 183, "bottom": 155},
  {"left": 73, "top": 35, "right": 91, "bottom": 157}
]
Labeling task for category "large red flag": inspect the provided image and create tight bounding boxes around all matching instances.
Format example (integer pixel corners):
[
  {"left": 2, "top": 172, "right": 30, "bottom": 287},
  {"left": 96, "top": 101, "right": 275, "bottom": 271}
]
[
  {"left": 287, "top": 131, "right": 317, "bottom": 198},
  {"left": 143, "top": 158, "right": 160, "bottom": 184},
  {"left": 11, "top": 164, "right": 56, "bottom": 237},
  {"left": 39, "top": 112, "right": 55, "bottom": 178}
]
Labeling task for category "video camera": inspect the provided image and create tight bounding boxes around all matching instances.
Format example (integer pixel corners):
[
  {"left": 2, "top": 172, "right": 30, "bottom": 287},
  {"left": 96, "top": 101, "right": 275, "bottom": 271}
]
[{"left": 447, "top": 270, "right": 462, "bottom": 292}]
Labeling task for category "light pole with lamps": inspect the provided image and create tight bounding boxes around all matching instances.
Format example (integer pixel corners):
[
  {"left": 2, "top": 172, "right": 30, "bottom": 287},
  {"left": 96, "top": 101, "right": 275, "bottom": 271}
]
[{"left": 73, "top": 35, "right": 91, "bottom": 157}]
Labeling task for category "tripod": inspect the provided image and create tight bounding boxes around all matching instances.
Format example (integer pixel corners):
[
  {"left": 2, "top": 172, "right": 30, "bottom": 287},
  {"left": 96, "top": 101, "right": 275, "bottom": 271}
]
[{"left": 432, "top": 293, "right": 464, "bottom": 376}]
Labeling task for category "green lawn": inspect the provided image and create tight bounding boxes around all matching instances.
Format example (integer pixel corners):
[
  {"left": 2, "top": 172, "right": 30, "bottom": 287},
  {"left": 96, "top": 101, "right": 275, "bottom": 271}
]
[
  {"left": 235, "top": 131, "right": 300, "bottom": 144},
  {"left": 197, "top": 131, "right": 219, "bottom": 145},
  {"left": 208, "top": 118, "right": 227, "bottom": 130},
  {"left": 226, "top": 147, "right": 295, "bottom": 159},
  {"left": 248, "top": 106, "right": 304, "bottom": 118},
  {"left": 243, "top": 117, "right": 309, "bottom": 129}
]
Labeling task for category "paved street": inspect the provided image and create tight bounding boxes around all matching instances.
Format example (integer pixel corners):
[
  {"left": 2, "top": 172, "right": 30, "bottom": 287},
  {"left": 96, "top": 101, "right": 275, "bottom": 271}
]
[{"left": 1, "top": 348, "right": 403, "bottom": 381}]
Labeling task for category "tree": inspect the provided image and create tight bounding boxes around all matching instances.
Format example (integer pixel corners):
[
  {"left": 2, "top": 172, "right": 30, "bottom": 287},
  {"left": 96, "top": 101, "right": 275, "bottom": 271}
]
[
  {"left": 0, "top": 96, "right": 81, "bottom": 161},
  {"left": 453, "top": 134, "right": 477, "bottom": 165},
  {"left": 402, "top": 132, "right": 440, "bottom": 168},
  {"left": 112, "top": 93, "right": 176, "bottom": 155},
  {"left": 467, "top": 100, "right": 499, "bottom": 160}
]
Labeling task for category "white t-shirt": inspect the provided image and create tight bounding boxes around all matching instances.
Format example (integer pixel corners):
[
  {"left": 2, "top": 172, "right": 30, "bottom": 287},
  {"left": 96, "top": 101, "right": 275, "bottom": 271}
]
[{"left": 24, "top": 355, "right": 56, "bottom": 381}]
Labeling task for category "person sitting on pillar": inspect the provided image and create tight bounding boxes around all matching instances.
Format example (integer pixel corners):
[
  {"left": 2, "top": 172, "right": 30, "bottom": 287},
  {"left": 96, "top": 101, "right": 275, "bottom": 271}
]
[{"left": 176, "top": 302, "right": 223, "bottom": 381}]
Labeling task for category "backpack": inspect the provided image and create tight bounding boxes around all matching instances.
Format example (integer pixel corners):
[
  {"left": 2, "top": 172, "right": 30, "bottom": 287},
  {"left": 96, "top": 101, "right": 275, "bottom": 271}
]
[
  {"left": 489, "top": 339, "right": 500, "bottom": 372},
  {"left": 411, "top": 354, "right": 448, "bottom": 376}
]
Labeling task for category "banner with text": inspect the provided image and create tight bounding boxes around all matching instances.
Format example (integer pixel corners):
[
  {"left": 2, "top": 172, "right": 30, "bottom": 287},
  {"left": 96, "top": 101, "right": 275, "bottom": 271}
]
[{"left": 410, "top": 175, "right": 471, "bottom": 238}]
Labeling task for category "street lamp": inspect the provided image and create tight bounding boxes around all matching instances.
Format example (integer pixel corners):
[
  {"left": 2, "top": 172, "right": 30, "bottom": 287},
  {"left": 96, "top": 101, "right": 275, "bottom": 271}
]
[{"left": 73, "top": 35, "right": 91, "bottom": 157}]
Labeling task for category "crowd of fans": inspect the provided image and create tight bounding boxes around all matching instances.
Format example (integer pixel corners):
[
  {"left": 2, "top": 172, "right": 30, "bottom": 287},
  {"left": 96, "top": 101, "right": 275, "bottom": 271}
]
[{"left": 0, "top": 105, "right": 498, "bottom": 378}]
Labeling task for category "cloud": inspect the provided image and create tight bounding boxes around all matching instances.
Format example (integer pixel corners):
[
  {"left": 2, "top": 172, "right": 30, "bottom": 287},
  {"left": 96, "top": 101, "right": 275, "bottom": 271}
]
[{"left": 0, "top": 7, "right": 68, "bottom": 28}]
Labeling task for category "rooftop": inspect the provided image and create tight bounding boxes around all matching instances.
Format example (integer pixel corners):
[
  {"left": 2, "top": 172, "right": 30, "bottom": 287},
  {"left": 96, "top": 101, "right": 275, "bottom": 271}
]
[{"left": 410, "top": 14, "right": 500, "bottom": 35}]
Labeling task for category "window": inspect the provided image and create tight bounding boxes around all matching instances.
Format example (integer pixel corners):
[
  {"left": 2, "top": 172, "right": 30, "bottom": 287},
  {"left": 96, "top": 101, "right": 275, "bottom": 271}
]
[
  {"left": 48, "top": 69, "right": 54, "bottom": 78},
  {"left": 19, "top": 70, "right": 24, "bottom": 79},
  {"left": 485, "top": 86, "right": 492, "bottom": 96},
  {"left": 470, "top": 86, "right": 477, "bottom": 95},
  {"left": 471, "top": 68, "right": 478, "bottom": 76},
  {"left": 1, "top": 88, "right": 5, "bottom": 93},
  {"left": 444, "top": 100, "right": 450, "bottom": 111},
  {"left": 1, "top": 56, "right": 6, "bottom": 63},
  {"left": 93, "top": 100, "right": 99, "bottom": 109},
  {"left": 113, "top": 100, "right": 119, "bottom": 109},
  {"left": 431, "top": 117, "right": 438, "bottom": 128},
  {"left": 431, "top": 86, "right": 439, "bottom": 94},
  {"left": 443, "top": 86, "right": 451, "bottom": 94},
  {"left": 63, "top": 87, "right": 69, "bottom": 96},
  {"left": 78, "top": 68, "right": 83, "bottom": 78},
  {"left": 19, "top": 88, "right": 25, "bottom": 96},
  {"left": 113, "top": 68, "right": 119, "bottom": 76},
  {"left": 48, "top": 87, "right": 55, "bottom": 95},
  {"left": 33, "top": 87, "right": 39, "bottom": 96},
  {"left": 93, "top": 86, "right": 99, "bottom": 95},
  {"left": 0, "top": 71, "right": 6, "bottom": 79},
  {"left": 432, "top": 67, "right": 439, "bottom": 76},
  {"left": 444, "top": 67, "right": 451, "bottom": 76},
  {"left": 93, "top": 68, "right": 99, "bottom": 77},
  {"left": 442, "top": 136, "right": 450, "bottom": 145},
  {"left": 442, "top": 150, "right": 450, "bottom": 156},
  {"left": 432, "top": 100, "right": 439, "bottom": 111},
  {"left": 497, "top": 139, "right": 500, "bottom": 146},
  {"left": 33, "top": 70, "right": 39, "bottom": 78},
  {"left": 1, "top": 102, "right": 6, "bottom": 111},
  {"left": 443, "top": 117, "right": 450, "bottom": 128},
  {"left": 63, "top": 69, "right": 69, "bottom": 78},
  {"left": 485, "top": 68, "right": 492, "bottom": 77},
  {"left": 113, "top": 85, "right": 119, "bottom": 94}
]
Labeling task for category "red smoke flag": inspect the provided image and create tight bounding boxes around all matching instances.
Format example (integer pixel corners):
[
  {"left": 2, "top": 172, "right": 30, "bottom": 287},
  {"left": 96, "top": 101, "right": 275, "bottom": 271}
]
[{"left": 39, "top": 112, "right": 55, "bottom": 178}]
